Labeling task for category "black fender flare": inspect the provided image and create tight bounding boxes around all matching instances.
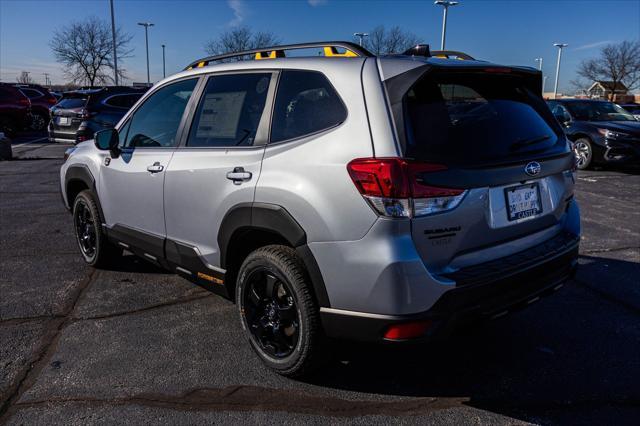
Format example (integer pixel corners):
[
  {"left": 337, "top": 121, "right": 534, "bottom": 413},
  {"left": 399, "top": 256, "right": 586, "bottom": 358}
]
[
  {"left": 218, "top": 202, "right": 330, "bottom": 307},
  {"left": 64, "top": 164, "right": 106, "bottom": 223}
]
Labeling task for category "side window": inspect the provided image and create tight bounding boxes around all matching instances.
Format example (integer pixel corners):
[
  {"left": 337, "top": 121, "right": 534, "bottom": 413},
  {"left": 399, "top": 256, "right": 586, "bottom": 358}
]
[
  {"left": 125, "top": 79, "right": 197, "bottom": 148},
  {"left": 186, "top": 73, "right": 271, "bottom": 147},
  {"left": 270, "top": 70, "right": 347, "bottom": 143}
]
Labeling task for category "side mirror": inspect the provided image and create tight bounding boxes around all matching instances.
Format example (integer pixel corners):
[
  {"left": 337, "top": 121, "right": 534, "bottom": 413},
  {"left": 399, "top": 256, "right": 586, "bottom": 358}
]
[{"left": 94, "top": 128, "right": 120, "bottom": 157}]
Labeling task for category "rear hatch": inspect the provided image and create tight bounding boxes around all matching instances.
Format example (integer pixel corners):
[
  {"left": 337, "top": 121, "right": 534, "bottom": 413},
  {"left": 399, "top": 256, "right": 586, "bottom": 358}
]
[
  {"left": 383, "top": 62, "right": 575, "bottom": 274},
  {"left": 50, "top": 92, "right": 91, "bottom": 138}
]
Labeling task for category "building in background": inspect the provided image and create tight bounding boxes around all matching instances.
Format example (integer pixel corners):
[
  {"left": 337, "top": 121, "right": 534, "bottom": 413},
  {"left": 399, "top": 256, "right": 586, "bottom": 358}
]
[{"left": 586, "top": 80, "right": 629, "bottom": 101}]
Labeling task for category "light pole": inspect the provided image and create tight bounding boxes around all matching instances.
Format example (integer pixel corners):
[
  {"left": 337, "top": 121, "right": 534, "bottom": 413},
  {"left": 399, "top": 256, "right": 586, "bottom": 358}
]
[
  {"left": 534, "top": 57, "right": 543, "bottom": 71},
  {"left": 353, "top": 32, "right": 369, "bottom": 47},
  {"left": 161, "top": 44, "right": 166, "bottom": 79},
  {"left": 110, "top": 0, "right": 118, "bottom": 85},
  {"left": 553, "top": 43, "right": 568, "bottom": 99},
  {"left": 435, "top": 0, "right": 459, "bottom": 50},
  {"left": 138, "top": 22, "right": 154, "bottom": 85},
  {"left": 535, "top": 57, "right": 543, "bottom": 93}
]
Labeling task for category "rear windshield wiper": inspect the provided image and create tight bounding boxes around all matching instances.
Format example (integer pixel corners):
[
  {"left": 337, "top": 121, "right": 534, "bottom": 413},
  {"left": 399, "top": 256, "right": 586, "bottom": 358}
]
[{"left": 510, "top": 134, "right": 550, "bottom": 151}]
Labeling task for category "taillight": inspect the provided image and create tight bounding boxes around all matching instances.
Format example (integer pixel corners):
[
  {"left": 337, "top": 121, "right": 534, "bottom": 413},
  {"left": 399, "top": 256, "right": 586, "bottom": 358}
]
[
  {"left": 18, "top": 98, "right": 30, "bottom": 106},
  {"left": 47, "top": 97, "right": 57, "bottom": 105},
  {"left": 347, "top": 158, "right": 467, "bottom": 218}
]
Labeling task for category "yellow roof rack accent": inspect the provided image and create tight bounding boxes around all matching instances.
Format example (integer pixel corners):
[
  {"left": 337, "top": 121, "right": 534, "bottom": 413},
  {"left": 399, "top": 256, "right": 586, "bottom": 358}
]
[
  {"left": 184, "top": 41, "right": 373, "bottom": 70},
  {"left": 255, "top": 50, "right": 285, "bottom": 60},
  {"left": 323, "top": 46, "right": 358, "bottom": 57}
]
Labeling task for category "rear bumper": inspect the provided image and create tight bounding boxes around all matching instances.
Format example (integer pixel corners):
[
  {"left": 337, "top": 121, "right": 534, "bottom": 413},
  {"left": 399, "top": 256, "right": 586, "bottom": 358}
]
[
  {"left": 320, "top": 231, "right": 579, "bottom": 342},
  {"left": 48, "top": 121, "right": 90, "bottom": 143}
]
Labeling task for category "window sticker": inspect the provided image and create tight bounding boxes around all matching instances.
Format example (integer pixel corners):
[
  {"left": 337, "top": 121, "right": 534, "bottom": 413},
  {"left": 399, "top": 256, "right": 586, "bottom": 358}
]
[{"left": 195, "top": 91, "right": 246, "bottom": 139}]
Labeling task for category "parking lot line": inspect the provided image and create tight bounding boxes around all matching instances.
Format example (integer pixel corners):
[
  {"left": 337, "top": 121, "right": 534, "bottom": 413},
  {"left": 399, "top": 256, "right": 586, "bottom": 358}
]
[{"left": 12, "top": 137, "right": 49, "bottom": 148}]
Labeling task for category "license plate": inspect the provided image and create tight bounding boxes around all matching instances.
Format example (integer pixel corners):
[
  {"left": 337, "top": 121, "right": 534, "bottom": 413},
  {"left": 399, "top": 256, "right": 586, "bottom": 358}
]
[
  {"left": 57, "top": 117, "right": 69, "bottom": 126},
  {"left": 504, "top": 183, "right": 542, "bottom": 221}
]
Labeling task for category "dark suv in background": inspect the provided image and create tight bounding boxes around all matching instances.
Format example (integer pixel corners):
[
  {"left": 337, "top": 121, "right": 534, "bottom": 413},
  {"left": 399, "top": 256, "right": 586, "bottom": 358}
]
[
  {"left": 49, "top": 86, "right": 147, "bottom": 144},
  {"left": 15, "top": 84, "right": 58, "bottom": 131},
  {"left": 0, "top": 83, "right": 31, "bottom": 136},
  {"left": 548, "top": 99, "right": 640, "bottom": 169}
]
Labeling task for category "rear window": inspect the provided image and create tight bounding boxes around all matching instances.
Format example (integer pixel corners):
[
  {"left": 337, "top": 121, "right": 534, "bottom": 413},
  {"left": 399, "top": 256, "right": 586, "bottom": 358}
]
[
  {"left": 104, "top": 93, "right": 142, "bottom": 109},
  {"left": 20, "top": 88, "right": 43, "bottom": 99},
  {"left": 57, "top": 97, "right": 88, "bottom": 109},
  {"left": 401, "top": 72, "right": 560, "bottom": 166}
]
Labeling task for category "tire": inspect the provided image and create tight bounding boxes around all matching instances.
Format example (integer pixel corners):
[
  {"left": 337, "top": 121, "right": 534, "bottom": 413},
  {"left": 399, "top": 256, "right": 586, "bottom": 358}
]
[
  {"left": 0, "top": 136, "right": 12, "bottom": 161},
  {"left": 72, "top": 190, "right": 121, "bottom": 268},
  {"left": 574, "top": 137, "right": 593, "bottom": 170},
  {"left": 0, "top": 117, "right": 15, "bottom": 138},
  {"left": 236, "top": 245, "right": 322, "bottom": 377},
  {"left": 30, "top": 113, "right": 48, "bottom": 132}
]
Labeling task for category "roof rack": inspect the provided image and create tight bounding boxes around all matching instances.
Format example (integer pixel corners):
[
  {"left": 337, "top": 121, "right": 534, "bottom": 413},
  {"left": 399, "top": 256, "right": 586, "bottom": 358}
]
[
  {"left": 431, "top": 50, "right": 475, "bottom": 60},
  {"left": 399, "top": 45, "right": 475, "bottom": 61},
  {"left": 184, "top": 41, "right": 373, "bottom": 70}
]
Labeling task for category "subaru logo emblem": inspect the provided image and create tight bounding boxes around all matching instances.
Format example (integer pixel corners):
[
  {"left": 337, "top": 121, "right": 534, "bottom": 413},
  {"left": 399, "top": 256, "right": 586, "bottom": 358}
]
[{"left": 525, "top": 161, "right": 541, "bottom": 176}]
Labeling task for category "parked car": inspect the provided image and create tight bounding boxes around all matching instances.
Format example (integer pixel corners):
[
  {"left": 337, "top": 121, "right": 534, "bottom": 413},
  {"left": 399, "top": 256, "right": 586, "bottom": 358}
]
[
  {"left": 50, "top": 91, "right": 63, "bottom": 102},
  {"left": 548, "top": 99, "right": 640, "bottom": 169},
  {"left": 0, "top": 131, "right": 11, "bottom": 160},
  {"left": 0, "top": 83, "right": 32, "bottom": 136},
  {"left": 60, "top": 42, "right": 580, "bottom": 377},
  {"left": 15, "top": 84, "right": 58, "bottom": 131},
  {"left": 620, "top": 103, "right": 640, "bottom": 120},
  {"left": 49, "top": 86, "right": 147, "bottom": 144}
]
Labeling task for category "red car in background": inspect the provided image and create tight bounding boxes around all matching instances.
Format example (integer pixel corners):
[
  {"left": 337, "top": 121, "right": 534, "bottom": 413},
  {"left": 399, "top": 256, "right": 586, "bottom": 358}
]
[
  {"left": 15, "top": 84, "right": 58, "bottom": 131},
  {"left": 0, "top": 83, "right": 31, "bottom": 136}
]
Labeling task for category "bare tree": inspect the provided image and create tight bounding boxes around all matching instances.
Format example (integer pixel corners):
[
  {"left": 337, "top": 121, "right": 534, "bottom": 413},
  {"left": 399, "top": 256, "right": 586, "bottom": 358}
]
[
  {"left": 204, "top": 27, "right": 280, "bottom": 61},
  {"left": 16, "top": 71, "right": 33, "bottom": 84},
  {"left": 576, "top": 40, "right": 640, "bottom": 100},
  {"left": 359, "top": 25, "right": 421, "bottom": 55},
  {"left": 49, "top": 16, "right": 132, "bottom": 86}
]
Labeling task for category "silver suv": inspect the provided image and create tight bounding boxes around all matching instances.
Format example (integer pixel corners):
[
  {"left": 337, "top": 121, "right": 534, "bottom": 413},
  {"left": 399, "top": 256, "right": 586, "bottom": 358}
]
[{"left": 60, "top": 42, "right": 580, "bottom": 376}]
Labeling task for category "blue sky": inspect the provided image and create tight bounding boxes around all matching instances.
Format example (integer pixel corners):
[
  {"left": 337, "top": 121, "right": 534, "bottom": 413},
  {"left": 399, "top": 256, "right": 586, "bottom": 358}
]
[{"left": 1, "top": 0, "right": 639, "bottom": 92}]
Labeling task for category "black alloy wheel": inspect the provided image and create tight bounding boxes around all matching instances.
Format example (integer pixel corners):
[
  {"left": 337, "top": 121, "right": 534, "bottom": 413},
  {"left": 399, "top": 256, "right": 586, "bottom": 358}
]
[
  {"left": 243, "top": 268, "right": 300, "bottom": 358},
  {"left": 72, "top": 190, "right": 121, "bottom": 267},
  {"left": 74, "top": 198, "right": 97, "bottom": 260},
  {"left": 31, "top": 113, "right": 48, "bottom": 131},
  {"left": 237, "top": 245, "right": 323, "bottom": 377}
]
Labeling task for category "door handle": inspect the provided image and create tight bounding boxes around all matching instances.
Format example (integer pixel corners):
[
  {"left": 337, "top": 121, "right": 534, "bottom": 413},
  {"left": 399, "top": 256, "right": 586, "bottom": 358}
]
[
  {"left": 226, "top": 167, "right": 252, "bottom": 184},
  {"left": 147, "top": 162, "right": 164, "bottom": 173}
]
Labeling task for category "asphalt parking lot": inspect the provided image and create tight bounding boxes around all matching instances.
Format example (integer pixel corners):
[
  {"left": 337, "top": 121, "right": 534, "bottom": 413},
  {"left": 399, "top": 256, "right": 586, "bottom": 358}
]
[{"left": 1, "top": 135, "right": 639, "bottom": 425}]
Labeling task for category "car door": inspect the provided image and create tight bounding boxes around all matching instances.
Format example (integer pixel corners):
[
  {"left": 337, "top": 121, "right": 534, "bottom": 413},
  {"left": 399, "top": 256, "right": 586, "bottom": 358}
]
[
  {"left": 98, "top": 77, "right": 199, "bottom": 258},
  {"left": 163, "top": 71, "right": 277, "bottom": 270}
]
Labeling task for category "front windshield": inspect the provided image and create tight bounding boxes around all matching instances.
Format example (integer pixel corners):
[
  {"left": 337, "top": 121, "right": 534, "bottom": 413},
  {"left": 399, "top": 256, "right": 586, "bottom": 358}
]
[{"left": 565, "top": 101, "right": 636, "bottom": 122}]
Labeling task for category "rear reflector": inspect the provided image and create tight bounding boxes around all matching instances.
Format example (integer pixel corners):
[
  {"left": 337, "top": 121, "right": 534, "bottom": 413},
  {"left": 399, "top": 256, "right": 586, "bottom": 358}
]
[
  {"left": 383, "top": 320, "right": 432, "bottom": 340},
  {"left": 347, "top": 158, "right": 466, "bottom": 218}
]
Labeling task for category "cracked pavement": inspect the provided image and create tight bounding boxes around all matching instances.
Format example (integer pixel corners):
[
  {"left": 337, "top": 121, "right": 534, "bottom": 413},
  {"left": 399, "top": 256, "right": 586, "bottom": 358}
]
[{"left": 1, "top": 138, "right": 638, "bottom": 424}]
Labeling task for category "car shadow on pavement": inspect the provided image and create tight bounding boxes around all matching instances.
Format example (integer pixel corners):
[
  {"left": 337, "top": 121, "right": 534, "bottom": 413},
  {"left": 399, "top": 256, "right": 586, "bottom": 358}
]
[{"left": 303, "top": 254, "right": 640, "bottom": 424}]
